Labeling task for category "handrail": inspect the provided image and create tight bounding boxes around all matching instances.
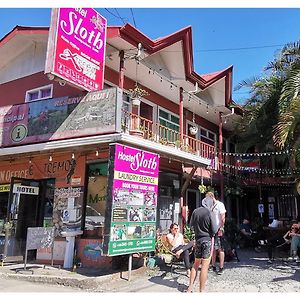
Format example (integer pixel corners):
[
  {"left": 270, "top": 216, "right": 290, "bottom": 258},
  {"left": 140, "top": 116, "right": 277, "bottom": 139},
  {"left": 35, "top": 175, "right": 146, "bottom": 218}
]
[{"left": 122, "top": 111, "right": 216, "bottom": 160}]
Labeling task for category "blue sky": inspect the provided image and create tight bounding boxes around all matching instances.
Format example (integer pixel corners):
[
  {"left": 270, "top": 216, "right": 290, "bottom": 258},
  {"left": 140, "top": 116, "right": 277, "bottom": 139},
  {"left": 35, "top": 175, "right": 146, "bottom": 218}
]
[{"left": 1, "top": 7, "right": 300, "bottom": 104}]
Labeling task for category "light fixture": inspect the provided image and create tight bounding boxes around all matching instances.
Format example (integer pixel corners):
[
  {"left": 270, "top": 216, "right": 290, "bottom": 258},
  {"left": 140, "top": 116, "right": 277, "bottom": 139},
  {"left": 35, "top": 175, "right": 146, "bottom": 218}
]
[
  {"left": 49, "top": 155, "right": 52, "bottom": 162},
  {"left": 96, "top": 150, "right": 99, "bottom": 156},
  {"left": 29, "top": 157, "right": 32, "bottom": 164},
  {"left": 72, "top": 153, "right": 75, "bottom": 159}
]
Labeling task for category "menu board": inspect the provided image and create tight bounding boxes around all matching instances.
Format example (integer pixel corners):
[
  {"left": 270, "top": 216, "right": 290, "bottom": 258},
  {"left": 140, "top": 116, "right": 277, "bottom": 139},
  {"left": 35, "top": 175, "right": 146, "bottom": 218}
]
[{"left": 106, "top": 144, "right": 159, "bottom": 256}]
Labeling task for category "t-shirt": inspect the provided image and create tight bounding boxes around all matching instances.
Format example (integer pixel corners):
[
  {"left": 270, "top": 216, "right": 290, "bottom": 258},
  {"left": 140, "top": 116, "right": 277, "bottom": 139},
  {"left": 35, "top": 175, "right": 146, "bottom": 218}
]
[
  {"left": 202, "top": 198, "right": 226, "bottom": 228},
  {"left": 189, "top": 206, "right": 218, "bottom": 242},
  {"left": 166, "top": 232, "right": 184, "bottom": 251}
]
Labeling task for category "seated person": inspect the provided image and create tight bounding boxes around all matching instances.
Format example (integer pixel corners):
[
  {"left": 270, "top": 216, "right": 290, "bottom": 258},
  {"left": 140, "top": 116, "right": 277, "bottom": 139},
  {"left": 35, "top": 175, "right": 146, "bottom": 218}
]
[
  {"left": 268, "top": 218, "right": 280, "bottom": 228},
  {"left": 166, "top": 223, "right": 194, "bottom": 277},
  {"left": 258, "top": 224, "right": 295, "bottom": 263},
  {"left": 239, "top": 217, "right": 256, "bottom": 247}
]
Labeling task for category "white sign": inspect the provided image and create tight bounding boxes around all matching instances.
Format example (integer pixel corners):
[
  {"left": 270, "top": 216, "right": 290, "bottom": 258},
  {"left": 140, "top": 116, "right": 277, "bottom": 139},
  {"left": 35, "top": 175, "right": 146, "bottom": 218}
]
[
  {"left": 258, "top": 204, "right": 264, "bottom": 213},
  {"left": 13, "top": 184, "right": 39, "bottom": 195}
]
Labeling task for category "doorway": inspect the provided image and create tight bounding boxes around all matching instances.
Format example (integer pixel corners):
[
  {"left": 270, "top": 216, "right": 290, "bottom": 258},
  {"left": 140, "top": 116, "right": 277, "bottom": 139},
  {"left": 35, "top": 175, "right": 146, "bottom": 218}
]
[
  {"left": 187, "top": 189, "right": 199, "bottom": 224},
  {"left": 7, "top": 178, "right": 54, "bottom": 257}
]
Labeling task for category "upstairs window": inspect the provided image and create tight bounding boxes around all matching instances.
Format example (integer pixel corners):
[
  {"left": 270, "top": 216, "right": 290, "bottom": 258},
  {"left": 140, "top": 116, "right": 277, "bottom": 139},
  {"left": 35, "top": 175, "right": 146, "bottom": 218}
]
[
  {"left": 199, "top": 127, "right": 216, "bottom": 146},
  {"left": 25, "top": 84, "right": 53, "bottom": 102}
]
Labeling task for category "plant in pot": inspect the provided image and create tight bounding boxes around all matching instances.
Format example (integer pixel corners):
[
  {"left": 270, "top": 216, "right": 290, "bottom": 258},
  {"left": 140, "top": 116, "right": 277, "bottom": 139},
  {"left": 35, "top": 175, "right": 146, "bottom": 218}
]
[{"left": 128, "top": 83, "right": 149, "bottom": 106}]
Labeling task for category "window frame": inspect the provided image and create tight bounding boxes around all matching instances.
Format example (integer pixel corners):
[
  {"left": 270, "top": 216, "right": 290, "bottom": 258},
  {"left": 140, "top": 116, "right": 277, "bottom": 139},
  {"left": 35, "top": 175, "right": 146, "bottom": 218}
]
[{"left": 25, "top": 84, "right": 53, "bottom": 103}]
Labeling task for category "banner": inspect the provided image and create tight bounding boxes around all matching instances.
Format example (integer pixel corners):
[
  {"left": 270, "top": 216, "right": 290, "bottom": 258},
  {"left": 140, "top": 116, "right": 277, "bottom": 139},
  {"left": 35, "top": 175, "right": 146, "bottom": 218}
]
[{"left": 106, "top": 144, "right": 160, "bottom": 256}]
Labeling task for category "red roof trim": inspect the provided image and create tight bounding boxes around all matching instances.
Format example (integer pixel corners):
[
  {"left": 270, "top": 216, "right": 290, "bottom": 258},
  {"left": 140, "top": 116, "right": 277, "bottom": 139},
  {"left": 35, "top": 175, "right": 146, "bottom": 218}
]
[
  {"left": 0, "top": 25, "right": 49, "bottom": 46},
  {"left": 113, "top": 23, "right": 233, "bottom": 104},
  {"left": 0, "top": 25, "right": 233, "bottom": 105}
]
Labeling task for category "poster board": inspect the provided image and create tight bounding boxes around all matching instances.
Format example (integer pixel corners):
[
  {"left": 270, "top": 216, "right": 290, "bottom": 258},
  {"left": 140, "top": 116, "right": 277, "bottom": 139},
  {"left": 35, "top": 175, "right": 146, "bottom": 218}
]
[
  {"left": 24, "top": 227, "right": 55, "bottom": 269},
  {"left": 104, "top": 143, "right": 160, "bottom": 256}
]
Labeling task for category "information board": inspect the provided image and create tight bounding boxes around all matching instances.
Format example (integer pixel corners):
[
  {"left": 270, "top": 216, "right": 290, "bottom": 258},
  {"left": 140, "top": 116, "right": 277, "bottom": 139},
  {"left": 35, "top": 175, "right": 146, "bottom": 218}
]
[{"left": 106, "top": 144, "right": 160, "bottom": 256}]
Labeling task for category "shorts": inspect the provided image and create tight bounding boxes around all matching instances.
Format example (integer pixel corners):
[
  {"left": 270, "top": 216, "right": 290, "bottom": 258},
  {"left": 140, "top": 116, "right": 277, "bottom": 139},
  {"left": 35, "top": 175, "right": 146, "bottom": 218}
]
[
  {"left": 214, "top": 235, "right": 224, "bottom": 251},
  {"left": 194, "top": 240, "right": 212, "bottom": 259}
]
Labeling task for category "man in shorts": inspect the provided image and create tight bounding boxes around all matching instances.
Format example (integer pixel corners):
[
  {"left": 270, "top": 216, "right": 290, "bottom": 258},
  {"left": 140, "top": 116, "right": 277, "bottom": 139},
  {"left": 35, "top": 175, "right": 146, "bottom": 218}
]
[
  {"left": 187, "top": 206, "right": 218, "bottom": 293},
  {"left": 202, "top": 191, "right": 226, "bottom": 275}
]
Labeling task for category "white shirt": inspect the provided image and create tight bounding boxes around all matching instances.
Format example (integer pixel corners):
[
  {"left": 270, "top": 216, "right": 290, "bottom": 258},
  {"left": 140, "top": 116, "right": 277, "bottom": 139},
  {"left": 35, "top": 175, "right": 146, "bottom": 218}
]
[{"left": 202, "top": 197, "right": 226, "bottom": 228}]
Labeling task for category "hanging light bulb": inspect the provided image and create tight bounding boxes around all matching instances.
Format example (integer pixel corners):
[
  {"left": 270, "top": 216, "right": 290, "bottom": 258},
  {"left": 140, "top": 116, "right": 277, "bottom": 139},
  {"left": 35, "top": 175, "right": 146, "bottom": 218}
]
[
  {"left": 72, "top": 153, "right": 75, "bottom": 159},
  {"left": 49, "top": 155, "right": 52, "bottom": 162},
  {"left": 96, "top": 150, "right": 99, "bottom": 156}
]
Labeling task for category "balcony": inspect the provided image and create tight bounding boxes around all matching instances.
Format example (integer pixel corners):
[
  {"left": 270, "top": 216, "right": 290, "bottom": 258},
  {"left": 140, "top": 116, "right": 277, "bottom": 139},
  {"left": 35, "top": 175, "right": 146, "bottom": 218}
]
[{"left": 122, "top": 110, "right": 215, "bottom": 161}]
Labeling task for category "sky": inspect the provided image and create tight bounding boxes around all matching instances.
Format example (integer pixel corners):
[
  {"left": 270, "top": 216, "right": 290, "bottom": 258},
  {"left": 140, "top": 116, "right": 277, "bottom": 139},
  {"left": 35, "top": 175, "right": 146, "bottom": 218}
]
[{"left": 1, "top": 7, "right": 300, "bottom": 104}]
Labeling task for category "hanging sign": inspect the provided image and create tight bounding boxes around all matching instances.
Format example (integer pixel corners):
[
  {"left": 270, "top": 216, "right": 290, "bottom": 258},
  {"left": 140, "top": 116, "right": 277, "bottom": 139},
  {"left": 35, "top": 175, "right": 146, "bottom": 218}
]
[
  {"left": 45, "top": 8, "right": 107, "bottom": 91},
  {"left": 12, "top": 184, "right": 39, "bottom": 195},
  {"left": 258, "top": 203, "right": 264, "bottom": 213}
]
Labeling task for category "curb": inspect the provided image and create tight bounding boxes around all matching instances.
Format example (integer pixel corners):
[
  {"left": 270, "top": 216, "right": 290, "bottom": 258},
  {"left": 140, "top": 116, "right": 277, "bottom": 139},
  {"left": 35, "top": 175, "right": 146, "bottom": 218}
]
[{"left": 0, "top": 265, "right": 148, "bottom": 291}]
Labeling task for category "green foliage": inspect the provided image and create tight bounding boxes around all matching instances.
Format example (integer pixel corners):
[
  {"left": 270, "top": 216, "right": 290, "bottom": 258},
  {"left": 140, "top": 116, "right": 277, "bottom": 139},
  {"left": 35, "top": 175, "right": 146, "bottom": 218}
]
[{"left": 183, "top": 224, "right": 195, "bottom": 241}]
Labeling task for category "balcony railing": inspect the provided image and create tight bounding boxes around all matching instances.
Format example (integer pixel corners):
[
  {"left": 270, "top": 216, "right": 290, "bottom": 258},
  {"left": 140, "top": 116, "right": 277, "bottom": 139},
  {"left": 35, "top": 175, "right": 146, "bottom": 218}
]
[{"left": 122, "top": 111, "right": 215, "bottom": 160}]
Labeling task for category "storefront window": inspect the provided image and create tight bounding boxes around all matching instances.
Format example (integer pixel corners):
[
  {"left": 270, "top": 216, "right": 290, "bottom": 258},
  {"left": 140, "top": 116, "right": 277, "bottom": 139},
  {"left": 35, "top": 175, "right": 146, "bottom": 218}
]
[{"left": 84, "top": 162, "right": 108, "bottom": 237}]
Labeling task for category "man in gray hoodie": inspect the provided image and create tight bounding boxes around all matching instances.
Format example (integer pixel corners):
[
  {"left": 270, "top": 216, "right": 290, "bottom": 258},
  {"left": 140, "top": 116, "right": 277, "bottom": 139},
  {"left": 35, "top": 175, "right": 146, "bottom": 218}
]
[{"left": 186, "top": 206, "right": 218, "bottom": 293}]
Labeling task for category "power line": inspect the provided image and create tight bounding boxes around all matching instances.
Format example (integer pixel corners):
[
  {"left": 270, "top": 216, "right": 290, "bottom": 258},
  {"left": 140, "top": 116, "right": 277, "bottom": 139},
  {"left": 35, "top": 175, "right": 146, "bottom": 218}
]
[
  {"left": 130, "top": 8, "right": 137, "bottom": 28},
  {"left": 114, "top": 8, "right": 126, "bottom": 25},
  {"left": 104, "top": 8, "right": 127, "bottom": 24},
  {"left": 160, "top": 44, "right": 284, "bottom": 53}
]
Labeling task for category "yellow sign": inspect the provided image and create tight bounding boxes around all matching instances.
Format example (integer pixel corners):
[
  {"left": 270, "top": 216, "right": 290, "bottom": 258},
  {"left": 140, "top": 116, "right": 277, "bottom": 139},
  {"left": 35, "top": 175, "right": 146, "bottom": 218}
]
[{"left": 0, "top": 184, "right": 10, "bottom": 193}]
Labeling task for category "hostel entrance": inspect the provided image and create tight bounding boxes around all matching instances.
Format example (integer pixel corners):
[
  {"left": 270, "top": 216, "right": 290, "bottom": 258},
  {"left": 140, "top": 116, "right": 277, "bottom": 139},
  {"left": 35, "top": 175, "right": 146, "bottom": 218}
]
[{"left": 5, "top": 177, "right": 54, "bottom": 258}]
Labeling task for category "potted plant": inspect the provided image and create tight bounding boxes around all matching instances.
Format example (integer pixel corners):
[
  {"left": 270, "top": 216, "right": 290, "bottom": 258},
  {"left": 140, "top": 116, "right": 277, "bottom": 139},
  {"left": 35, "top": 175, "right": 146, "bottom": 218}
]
[{"left": 128, "top": 84, "right": 149, "bottom": 106}]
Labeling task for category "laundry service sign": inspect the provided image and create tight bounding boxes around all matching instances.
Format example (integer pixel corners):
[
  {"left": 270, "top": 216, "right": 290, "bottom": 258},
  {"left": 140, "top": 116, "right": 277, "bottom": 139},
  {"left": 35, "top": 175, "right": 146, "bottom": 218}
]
[
  {"left": 105, "top": 144, "right": 159, "bottom": 256},
  {"left": 45, "top": 8, "right": 107, "bottom": 91}
]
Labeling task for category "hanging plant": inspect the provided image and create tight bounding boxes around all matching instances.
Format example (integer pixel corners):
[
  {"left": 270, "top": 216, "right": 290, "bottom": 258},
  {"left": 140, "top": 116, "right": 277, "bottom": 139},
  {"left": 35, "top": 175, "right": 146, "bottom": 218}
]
[
  {"left": 198, "top": 184, "right": 207, "bottom": 193},
  {"left": 128, "top": 84, "right": 149, "bottom": 100}
]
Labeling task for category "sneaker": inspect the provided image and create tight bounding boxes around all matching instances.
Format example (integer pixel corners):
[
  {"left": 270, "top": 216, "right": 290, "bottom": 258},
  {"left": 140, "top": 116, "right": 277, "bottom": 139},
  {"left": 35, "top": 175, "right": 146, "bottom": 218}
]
[
  {"left": 267, "top": 259, "right": 273, "bottom": 264},
  {"left": 287, "top": 256, "right": 296, "bottom": 262},
  {"left": 258, "top": 240, "right": 265, "bottom": 246},
  {"left": 212, "top": 266, "right": 217, "bottom": 272},
  {"left": 296, "top": 257, "right": 300, "bottom": 263},
  {"left": 217, "top": 268, "right": 224, "bottom": 275}
]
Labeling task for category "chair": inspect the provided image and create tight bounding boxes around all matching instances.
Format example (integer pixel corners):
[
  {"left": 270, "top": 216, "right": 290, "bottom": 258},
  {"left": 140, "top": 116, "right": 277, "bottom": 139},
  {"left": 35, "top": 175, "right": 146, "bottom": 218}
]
[{"left": 158, "top": 234, "right": 193, "bottom": 275}]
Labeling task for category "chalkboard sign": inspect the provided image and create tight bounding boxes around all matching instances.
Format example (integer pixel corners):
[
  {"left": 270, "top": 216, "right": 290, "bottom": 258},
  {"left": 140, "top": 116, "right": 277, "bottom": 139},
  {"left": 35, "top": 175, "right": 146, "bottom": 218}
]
[{"left": 26, "top": 227, "right": 55, "bottom": 250}]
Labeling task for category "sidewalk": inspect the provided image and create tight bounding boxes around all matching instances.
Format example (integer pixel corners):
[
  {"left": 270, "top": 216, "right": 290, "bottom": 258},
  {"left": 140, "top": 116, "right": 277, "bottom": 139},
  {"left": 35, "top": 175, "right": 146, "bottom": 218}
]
[
  {"left": 0, "top": 249, "right": 299, "bottom": 292},
  {"left": 0, "top": 260, "right": 148, "bottom": 291}
]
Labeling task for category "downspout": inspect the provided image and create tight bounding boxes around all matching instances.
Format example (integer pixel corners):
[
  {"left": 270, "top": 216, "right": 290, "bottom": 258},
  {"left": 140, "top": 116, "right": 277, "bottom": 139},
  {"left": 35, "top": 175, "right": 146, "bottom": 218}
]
[
  {"left": 219, "top": 112, "right": 224, "bottom": 201},
  {"left": 118, "top": 50, "right": 125, "bottom": 89},
  {"left": 179, "top": 87, "right": 184, "bottom": 144}
]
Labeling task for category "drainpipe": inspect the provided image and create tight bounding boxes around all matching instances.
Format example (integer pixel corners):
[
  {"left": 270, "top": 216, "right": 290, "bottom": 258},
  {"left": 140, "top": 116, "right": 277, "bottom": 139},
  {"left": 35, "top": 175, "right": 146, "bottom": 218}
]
[
  {"left": 219, "top": 112, "right": 224, "bottom": 201},
  {"left": 179, "top": 87, "right": 184, "bottom": 144},
  {"left": 118, "top": 50, "right": 125, "bottom": 89}
]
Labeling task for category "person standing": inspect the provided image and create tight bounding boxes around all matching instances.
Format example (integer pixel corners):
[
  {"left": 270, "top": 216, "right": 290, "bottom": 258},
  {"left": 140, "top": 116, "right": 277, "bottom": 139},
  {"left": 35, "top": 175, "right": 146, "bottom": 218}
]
[
  {"left": 187, "top": 206, "right": 218, "bottom": 293},
  {"left": 202, "top": 191, "right": 226, "bottom": 275}
]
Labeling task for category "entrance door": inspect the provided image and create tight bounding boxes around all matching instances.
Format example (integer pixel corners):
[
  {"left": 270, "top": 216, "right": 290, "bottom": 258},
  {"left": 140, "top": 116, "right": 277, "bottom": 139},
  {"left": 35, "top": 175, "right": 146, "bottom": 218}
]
[
  {"left": 8, "top": 178, "right": 41, "bottom": 257},
  {"left": 187, "top": 189, "right": 199, "bottom": 224}
]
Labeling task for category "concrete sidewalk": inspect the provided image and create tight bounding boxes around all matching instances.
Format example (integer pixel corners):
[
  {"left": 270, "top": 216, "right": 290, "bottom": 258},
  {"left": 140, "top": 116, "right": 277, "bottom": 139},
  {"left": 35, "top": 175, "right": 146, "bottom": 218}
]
[{"left": 0, "top": 261, "right": 147, "bottom": 291}]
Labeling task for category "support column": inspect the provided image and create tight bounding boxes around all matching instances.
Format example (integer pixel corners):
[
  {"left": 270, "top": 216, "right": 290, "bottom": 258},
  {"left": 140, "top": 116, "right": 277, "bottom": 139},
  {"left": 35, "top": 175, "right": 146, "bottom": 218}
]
[
  {"left": 219, "top": 112, "right": 224, "bottom": 201},
  {"left": 118, "top": 50, "right": 125, "bottom": 89},
  {"left": 179, "top": 87, "right": 184, "bottom": 144}
]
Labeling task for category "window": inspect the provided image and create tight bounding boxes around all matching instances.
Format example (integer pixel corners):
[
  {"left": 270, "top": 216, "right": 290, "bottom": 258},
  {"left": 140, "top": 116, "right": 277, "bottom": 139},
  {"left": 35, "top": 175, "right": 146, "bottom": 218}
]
[
  {"left": 25, "top": 84, "right": 53, "bottom": 102},
  {"left": 159, "top": 109, "right": 179, "bottom": 142},
  {"left": 199, "top": 127, "right": 216, "bottom": 146}
]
